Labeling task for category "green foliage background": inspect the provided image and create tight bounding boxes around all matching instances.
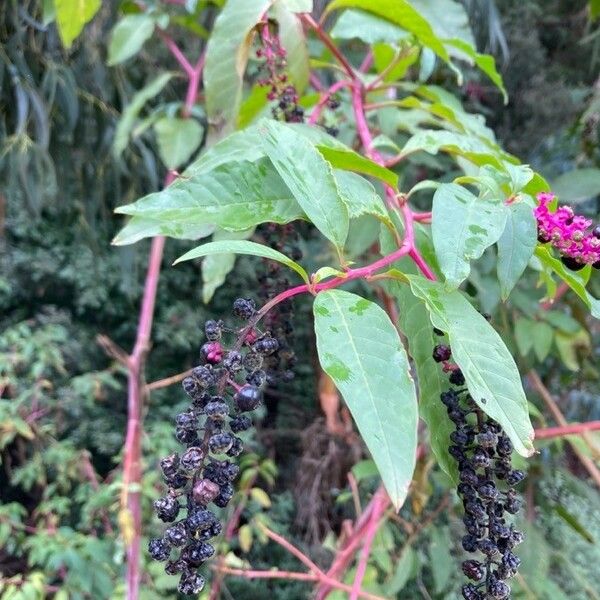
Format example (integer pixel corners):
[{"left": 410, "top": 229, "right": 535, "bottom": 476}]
[{"left": 1, "top": 0, "right": 599, "bottom": 599}]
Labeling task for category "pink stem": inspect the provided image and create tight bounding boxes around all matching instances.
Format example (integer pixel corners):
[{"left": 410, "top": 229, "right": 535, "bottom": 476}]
[
  {"left": 535, "top": 421, "right": 600, "bottom": 439},
  {"left": 308, "top": 80, "right": 352, "bottom": 125},
  {"left": 359, "top": 50, "right": 373, "bottom": 73},
  {"left": 160, "top": 32, "right": 194, "bottom": 77},
  {"left": 349, "top": 492, "right": 386, "bottom": 600},
  {"left": 301, "top": 15, "right": 357, "bottom": 81},
  {"left": 124, "top": 235, "right": 167, "bottom": 600}
]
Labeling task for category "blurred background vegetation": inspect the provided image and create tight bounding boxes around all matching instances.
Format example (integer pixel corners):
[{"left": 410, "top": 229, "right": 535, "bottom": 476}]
[{"left": 1, "top": 0, "right": 599, "bottom": 598}]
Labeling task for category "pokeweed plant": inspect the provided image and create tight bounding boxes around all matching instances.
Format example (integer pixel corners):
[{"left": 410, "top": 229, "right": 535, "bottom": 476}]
[{"left": 108, "top": 0, "right": 600, "bottom": 598}]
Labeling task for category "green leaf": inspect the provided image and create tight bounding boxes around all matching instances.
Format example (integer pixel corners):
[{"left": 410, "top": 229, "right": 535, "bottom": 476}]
[
  {"left": 532, "top": 321, "right": 554, "bottom": 362},
  {"left": 202, "top": 229, "right": 254, "bottom": 303},
  {"left": 497, "top": 201, "right": 537, "bottom": 300},
  {"left": 331, "top": 9, "right": 409, "bottom": 44},
  {"left": 555, "top": 329, "right": 590, "bottom": 371},
  {"left": 325, "top": 0, "right": 453, "bottom": 69},
  {"left": 153, "top": 117, "right": 204, "bottom": 170},
  {"left": 411, "top": 0, "right": 474, "bottom": 45},
  {"left": 250, "top": 487, "right": 271, "bottom": 508},
  {"left": 401, "top": 129, "right": 505, "bottom": 166},
  {"left": 554, "top": 504, "right": 595, "bottom": 543},
  {"left": 275, "top": 2, "right": 309, "bottom": 91},
  {"left": 432, "top": 183, "right": 508, "bottom": 289},
  {"left": 112, "top": 72, "right": 174, "bottom": 157},
  {"left": 54, "top": 0, "right": 100, "bottom": 48},
  {"left": 514, "top": 317, "right": 535, "bottom": 357},
  {"left": 535, "top": 246, "right": 600, "bottom": 319},
  {"left": 551, "top": 168, "right": 600, "bottom": 203},
  {"left": 313, "top": 290, "right": 418, "bottom": 509},
  {"left": 203, "top": 0, "right": 274, "bottom": 138},
  {"left": 317, "top": 145, "right": 398, "bottom": 187},
  {"left": 444, "top": 39, "right": 507, "bottom": 102},
  {"left": 429, "top": 527, "right": 453, "bottom": 593},
  {"left": 107, "top": 14, "right": 155, "bottom": 65},
  {"left": 238, "top": 524, "right": 253, "bottom": 553},
  {"left": 592, "top": 0, "right": 600, "bottom": 20},
  {"left": 333, "top": 170, "right": 388, "bottom": 220},
  {"left": 113, "top": 217, "right": 214, "bottom": 246},
  {"left": 406, "top": 276, "right": 535, "bottom": 457},
  {"left": 260, "top": 120, "right": 349, "bottom": 249},
  {"left": 115, "top": 157, "right": 305, "bottom": 231},
  {"left": 385, "top": 546, "right": 417, "bottom": 595},
  {"left": 394, "top": 280, "right": 456, "bottom": 480},
  {"left": 280, "top": 0, "right": 312, "bottom": 10},
  {"left": 174, "top": 239, "right": 309, "bottom": 282},
  {"left": 540, "top": 310, "right": 580, "bottom": 334}
]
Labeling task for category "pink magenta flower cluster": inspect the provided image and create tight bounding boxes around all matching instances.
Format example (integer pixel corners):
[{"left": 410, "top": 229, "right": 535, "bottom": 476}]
[{"left": 534, "top": 192, "right": 600, "bottom": 270}]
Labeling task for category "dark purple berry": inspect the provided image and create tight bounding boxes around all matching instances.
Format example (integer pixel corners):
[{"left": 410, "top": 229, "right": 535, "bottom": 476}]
[
  {"left": 209, "top": 432, "right": 234, "bottom": 454},
  {"left": 180, "top": 446, "right": 205, "bottom": 471},
  {"left": 165, "top": 472, "right": 188, "bottom": 489},
  {"left": 477, "top": 430, "right": 498, "bottom": 448},
  {"left": 233, "top": 298, "right": 256, "bottom": 319},
  {"left": 223, "top": 351, "right": 243, "bottom": 372},
  {"left": 449, "top": 368, "right": 465, "bottom": 386},
  {"left": 165, "top": 559, "right": 186, "bottom": 575},
  {"left": 234, "top": 385, "right": 262, "bottom": 412},
  {"left": 440, "top": 390, "right": 459, "bottom": 407},
  {"left": 148, "top": 538, "right": 171, "bottom": 561},
  {"left": 487, "top": 578, "right": 510, "bottom": 599},
  {"left": 226, "top": 436, "right": 244, "bottom": 457},
  {"left": 253, "top": 336, "right": 279, "bottom": 355},
  {"left": 243, "top": 351, "right": 263, "bottom": 372},
  {"left": 175, "top": 427, "right": 197, "bottom": 445},
  {"left": 182, "top": 377, "right": 199, "bottom": 397},
  {"left": 192, "top": 365, "right": 215, "bottom": 387},
  {"left": 432, "top": 344, "right": 452, "bottom": 362},
  {"left": 185, "top": 509, "right": 218, "bottom": 534},
  {"left": 496, "top": 435, "right": 512, "bottom": 457},
  {"left": 160, "top": 453, "right": 180, "bottom": 478},
  {"left": 154, "top": 496, "right": 180, "bottom": 522},
  {"left": 181, "top": 541, "right": 215, "bottom": 567},
  {"left": 205, "top": 319, "right": 223, "bottom": 341},
  {"left": 478, "top": 481, "right": 499, "bottom": 501},
  {"left": 175, "top": 411, "right": 197, "bottom": 430},
  {"left": 478, "top": 538, "right": 498, "bottom": 556},
  {"left": 230, "top": 414, "right": 252, "bottom": 433},
  {"left": 193, "top": 478, "right": 220, "bottom": 505},
  {"left": 506, "top": 470, "right": 526, "bottom": 486},
  {"left": 178, "top": 571, "right": 205, "bottom": 595},
  {"left": 204, "top": 401, "right": 229, "bottom": 420},
  {"left": 246, "top": 369, "right": 267, "bottom": 387},
  {"left": 164, "top": 522, "right": 187, "bottom": 547},
  {"left": 462, "top": 583, "right": 484, "bottom": 600},
  {"left": 462, "top": 534, "right": 479, "bottom": 552},
  {"left": 472, "top": 448, "right": 491, "bottom": 469},
  {"left": 460, "top": 467, "right": 479, "bottom": 487},
  {"left": 561, "top": 255, "right": 585, "bottom": 271},
  {"left": 501, "top": 551, "right": 521, "bottom": 573},
  {"left": 593, "top": 225, "right": 600, "bottom": 239},
  {"left": 462, "top": 560, "right": 485, "bottom": 581},
  {"left": 213, "top": 481, "right": 234, "bottom": 508}
]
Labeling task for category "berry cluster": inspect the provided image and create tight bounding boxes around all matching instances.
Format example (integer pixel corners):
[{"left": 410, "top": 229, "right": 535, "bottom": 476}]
[
  {"left": 256, "top": 23, "right": 304, "bottom": 123},
  {"left": 432, "top": 339, "right": 525, "bottom": 600},
  {"left": 535, "top": 191, "right": 600, "bottom": 271},
  {"left": 149, "top": 299, "right": 281, "bottom": 594}
]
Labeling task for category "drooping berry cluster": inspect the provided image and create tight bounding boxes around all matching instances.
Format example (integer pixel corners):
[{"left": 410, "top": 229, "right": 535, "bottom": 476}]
[
  {"left": 256, "top": 23, "right": 304, "bottom": 123},
  {"left": 432, "top": 340, "right": 525, "bottom": 600},
  {"left": 149, "top": 299, "right": 281, "bottom": 594},
  {"left": 535, "top": 191, "right": 600, "bottom": 271}
]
